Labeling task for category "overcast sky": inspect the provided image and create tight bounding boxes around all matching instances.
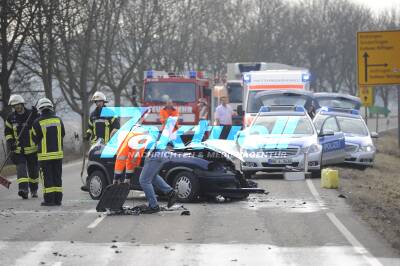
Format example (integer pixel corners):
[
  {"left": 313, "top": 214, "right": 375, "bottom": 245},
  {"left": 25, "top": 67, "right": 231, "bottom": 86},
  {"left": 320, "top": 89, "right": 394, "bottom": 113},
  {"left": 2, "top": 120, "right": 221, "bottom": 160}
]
[{"left": 349, "top": 0, "right": 400, "bottom": 14}]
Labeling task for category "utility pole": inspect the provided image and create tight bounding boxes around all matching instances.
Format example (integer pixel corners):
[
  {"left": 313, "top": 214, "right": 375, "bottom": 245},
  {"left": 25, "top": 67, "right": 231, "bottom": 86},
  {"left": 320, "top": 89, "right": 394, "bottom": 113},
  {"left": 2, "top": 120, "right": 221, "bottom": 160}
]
[{"left": 398, "top": 86, "right": 400, "bottom": 148}]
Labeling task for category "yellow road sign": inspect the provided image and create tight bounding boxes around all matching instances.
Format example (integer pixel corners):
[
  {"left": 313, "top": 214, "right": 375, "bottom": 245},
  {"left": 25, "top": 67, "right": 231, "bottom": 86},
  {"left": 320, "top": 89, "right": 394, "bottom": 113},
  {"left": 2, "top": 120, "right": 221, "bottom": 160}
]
[
  {"left": 357, "top": 30, "right": 400, "bottom": 86},
  {"left": 359, "top": 86, "right": 373, "bottom": 107}
]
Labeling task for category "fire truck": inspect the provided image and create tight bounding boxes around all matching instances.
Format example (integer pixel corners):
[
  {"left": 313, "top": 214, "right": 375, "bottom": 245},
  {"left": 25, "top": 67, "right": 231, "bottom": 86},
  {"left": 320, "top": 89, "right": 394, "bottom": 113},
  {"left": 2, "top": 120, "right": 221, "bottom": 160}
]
[{"left": 141, "top": 70, "right": 212, "bottom": 128}]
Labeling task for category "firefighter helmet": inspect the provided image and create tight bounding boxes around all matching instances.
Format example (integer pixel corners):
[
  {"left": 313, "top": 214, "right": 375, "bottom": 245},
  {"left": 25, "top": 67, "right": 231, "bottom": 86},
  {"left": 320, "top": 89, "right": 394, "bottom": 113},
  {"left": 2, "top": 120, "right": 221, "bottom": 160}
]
[
  {"left": 37, "top": 98, "right": 54, "bottom": 111},
  {"left": 91, "top": 91, "right": 108, "bottom": 102},
  {"left": 8, "top": 94, "right": 25, "bottom": 106}
]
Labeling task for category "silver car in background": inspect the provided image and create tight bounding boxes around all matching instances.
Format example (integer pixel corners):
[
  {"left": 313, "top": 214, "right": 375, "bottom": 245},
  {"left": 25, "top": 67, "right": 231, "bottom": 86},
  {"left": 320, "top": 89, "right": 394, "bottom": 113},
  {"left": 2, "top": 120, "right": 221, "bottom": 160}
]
[{"left": 313, "top": 107, "right": 378, "bottom": 169}]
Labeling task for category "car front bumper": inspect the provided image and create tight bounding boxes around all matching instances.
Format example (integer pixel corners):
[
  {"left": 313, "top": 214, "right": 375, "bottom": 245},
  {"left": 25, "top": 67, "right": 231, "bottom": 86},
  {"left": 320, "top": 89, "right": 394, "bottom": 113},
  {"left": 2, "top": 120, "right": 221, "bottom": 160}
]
[
  {"left": 344, "top": 150, "right": 375, "bottom": 166},
  {"left": 241, "top": 151, "right": 321, "bottom": 172}
]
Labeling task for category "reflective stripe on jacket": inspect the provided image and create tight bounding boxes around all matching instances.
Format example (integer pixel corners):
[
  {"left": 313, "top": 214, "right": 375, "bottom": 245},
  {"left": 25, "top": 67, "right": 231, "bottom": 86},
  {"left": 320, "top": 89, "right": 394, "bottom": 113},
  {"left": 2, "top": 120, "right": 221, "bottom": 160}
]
[
  {"left": 32, "top": 112, "right": 65, "bottom": 161},
  {"left": 4, "top": 108, "right": 38, "bottom": 154},
  {"left": 86, "top": 107, "right": 120, "bottom": 144},
  {"left": 114, "top": 132, "right": 146, "bottom": 178}
]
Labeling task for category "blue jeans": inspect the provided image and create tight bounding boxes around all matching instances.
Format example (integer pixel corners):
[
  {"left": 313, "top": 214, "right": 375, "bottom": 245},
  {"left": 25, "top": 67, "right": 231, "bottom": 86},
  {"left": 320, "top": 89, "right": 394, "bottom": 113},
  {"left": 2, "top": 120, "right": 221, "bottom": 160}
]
[{"left": 139, "top": 157, "right": 173, "bottom": 208}]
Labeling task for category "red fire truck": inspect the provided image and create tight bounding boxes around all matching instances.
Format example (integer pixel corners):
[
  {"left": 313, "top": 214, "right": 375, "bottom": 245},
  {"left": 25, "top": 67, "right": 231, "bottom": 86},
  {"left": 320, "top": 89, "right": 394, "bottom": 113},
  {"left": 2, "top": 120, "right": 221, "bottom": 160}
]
[{"left": 141, "top": 70, "right": 212, "bottom": 128}]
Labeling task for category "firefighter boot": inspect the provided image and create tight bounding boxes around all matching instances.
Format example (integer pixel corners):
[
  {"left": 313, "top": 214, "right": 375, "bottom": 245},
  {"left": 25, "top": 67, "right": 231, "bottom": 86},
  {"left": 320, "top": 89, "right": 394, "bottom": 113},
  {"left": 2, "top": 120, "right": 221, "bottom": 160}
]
[{"left": 18, "top": 190, "right": 29, "bottom": 200}]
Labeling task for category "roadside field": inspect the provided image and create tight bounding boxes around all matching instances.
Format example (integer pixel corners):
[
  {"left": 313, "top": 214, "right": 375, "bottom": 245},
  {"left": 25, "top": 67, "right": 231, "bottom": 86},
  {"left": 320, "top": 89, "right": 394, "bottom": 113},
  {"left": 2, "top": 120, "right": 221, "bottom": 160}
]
[{"left": 338, "top": 129, "right": 400, "bottom": 252}]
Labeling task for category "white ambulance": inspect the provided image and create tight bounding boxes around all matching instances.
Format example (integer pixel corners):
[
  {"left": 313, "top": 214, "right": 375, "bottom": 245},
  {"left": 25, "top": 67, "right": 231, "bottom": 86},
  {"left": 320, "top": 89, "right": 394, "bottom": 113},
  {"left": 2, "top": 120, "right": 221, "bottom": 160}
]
[{"left": 241, "top": 69, "right": 311, "bottom": 127}]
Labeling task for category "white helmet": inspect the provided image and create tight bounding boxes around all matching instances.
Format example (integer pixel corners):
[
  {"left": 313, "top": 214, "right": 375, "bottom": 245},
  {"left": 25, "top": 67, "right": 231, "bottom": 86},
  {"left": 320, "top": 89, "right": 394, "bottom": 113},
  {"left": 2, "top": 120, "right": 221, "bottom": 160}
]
[
  {"left": 91, "top": 91, "right": 108, "bottom": 102},
  {"left": 37, "top": 98, "right": 54, "bottom": 111},
  {"left": 8, "top": 94, "right": 25, "bottom": 106}
]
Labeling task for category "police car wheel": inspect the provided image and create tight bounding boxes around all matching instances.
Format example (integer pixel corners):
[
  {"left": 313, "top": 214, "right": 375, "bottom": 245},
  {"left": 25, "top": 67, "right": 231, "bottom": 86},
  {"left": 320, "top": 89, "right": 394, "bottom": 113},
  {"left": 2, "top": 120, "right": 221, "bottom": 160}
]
[
  {"left": 173, "top": 171, "right": 199, "bottom": 203},
  {"left": 88, "top": 170, "right": 107, "bottom": 200}
]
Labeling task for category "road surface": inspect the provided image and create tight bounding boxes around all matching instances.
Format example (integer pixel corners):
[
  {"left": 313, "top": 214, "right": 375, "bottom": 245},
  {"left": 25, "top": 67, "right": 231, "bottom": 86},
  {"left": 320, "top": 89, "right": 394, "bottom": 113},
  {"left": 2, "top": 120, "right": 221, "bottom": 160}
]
[{"left": 0, "top": 160, "right": 399, "bottom": 266}]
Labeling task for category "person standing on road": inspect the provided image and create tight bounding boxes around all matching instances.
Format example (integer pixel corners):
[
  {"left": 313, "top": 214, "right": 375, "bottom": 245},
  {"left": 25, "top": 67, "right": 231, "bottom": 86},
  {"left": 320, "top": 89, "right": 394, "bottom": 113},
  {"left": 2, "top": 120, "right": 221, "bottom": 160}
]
[
  {"left": 214, "top": 96, "right": 235, "bottom": 139},
  {"left": 4, "top": 94, "right": 39, "bottom": 199},
  {"left": 81, "top": 91, "right": 120, "bottom": 192},
  {"left": 84, "top": 91, "right": 120, "bottom": 145},
  {"left": 113, "top": 127, "right": 178, "bottom": 214},
  {"left": 32, "top": 98, "right": 65, "bottom": 206}
]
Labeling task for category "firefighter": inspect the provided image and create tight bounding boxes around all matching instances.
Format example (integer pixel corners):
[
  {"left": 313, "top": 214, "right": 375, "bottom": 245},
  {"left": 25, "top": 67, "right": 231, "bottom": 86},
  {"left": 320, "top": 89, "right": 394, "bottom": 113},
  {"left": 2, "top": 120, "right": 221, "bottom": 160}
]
[
  {"left": 159, "top": 98, "right": 179, "bottom": 130},
  {"left": 4, "top": 94, "right": 39, "bottom": 199},
  {"left": 113, "top": 127, "right": 177, "bottom": 214},
  {"left": 32, "top": 98, "right": 65, "bottom": 206},
  {"left": 84, "top": 91, "right": 120, "bottom": 144}
]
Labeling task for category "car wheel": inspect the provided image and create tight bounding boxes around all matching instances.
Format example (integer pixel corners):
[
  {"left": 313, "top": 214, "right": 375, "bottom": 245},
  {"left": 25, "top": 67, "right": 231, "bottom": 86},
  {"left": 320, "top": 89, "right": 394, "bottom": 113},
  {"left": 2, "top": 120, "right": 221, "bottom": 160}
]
[
  {"left": 88, "top": 170, "right": 107, "bottom": 200},
  {"left": 357, "top": 165, "right": 368, "bottom": 170},
  {"left": 311, "top": 170, "right": 321, "bottom": 179},
  {"left": 173, "top": 171, "right": 200, "bottom": 203},
  {"left": 243, "top": 171, "right": 254, "bottom": 179}
]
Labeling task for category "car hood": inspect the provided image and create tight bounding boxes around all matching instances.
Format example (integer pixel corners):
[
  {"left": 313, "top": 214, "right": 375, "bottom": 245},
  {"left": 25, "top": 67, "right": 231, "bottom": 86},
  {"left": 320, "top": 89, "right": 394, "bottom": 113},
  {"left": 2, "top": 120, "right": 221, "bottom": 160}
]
[
  {"left": 239, "top": 135, "right": 317, "bottom": 150},
  {"left": 344, "top": 134, "right": 373, "bottom": 147},
  {"left": 188, "top": 139, "right": 245, "bottom": 162}
]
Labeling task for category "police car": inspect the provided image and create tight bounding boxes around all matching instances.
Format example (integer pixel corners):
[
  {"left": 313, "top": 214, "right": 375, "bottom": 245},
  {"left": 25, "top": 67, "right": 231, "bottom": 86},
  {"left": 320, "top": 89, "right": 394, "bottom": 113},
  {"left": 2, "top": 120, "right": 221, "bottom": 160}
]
[
  {"left": 239, "top": 105, "right": 346, "bottom": 178},
  {"left": 313, "top": 107, "right": 378, "bottom": 169},
  {"left": 314, "top": 92, "right": 361, "bottom": 110}
]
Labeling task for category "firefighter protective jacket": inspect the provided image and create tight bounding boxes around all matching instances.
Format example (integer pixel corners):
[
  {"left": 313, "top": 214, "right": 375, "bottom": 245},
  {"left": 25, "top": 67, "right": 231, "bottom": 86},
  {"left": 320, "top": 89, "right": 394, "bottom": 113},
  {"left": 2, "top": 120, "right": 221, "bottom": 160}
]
[
  {"left": 31, "top": 111, "right": 65, "bottom": 161},
  {"left": 114, "top": 131, "right": 147, "bottom": 180},
  {"left": 4, "top": 108, "right": 38, "bottom": 155},
  {"left": 86, "top": 106, "right": 120, "bottom": 144},
  {"left": 159, "top": 106, "right": 179, "bottom": 130}
]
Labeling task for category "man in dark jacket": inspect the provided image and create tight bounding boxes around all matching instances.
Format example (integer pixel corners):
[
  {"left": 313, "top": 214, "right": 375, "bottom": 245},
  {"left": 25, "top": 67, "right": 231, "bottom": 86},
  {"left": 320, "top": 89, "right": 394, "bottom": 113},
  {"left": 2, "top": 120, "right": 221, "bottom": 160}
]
[
  {"left": 85, "top": 91, "right": 120, "bottom": 144},
  {"left": 4, "top": 94, "right": 39, "bottom": 199}
]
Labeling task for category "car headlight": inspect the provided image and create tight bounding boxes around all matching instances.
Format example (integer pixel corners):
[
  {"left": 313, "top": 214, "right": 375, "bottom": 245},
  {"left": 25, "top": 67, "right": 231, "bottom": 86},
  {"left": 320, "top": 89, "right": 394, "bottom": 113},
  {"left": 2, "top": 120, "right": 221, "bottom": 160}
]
[
  {"left": 358, "top": 145, "right": 375, "bottom": 152},
  {"left": 302, "top": 144, "right": 321, "bottom": 154}
]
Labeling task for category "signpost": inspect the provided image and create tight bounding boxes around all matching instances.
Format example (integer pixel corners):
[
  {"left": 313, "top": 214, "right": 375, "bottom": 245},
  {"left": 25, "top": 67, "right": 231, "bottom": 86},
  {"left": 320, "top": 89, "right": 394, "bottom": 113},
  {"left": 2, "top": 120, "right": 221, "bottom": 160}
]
[
  {"left": 357, "top": 30, "right": 400, "bottom": 147},
  {"left": 359, "top": 86, "right": 373, "bottom": 123}
]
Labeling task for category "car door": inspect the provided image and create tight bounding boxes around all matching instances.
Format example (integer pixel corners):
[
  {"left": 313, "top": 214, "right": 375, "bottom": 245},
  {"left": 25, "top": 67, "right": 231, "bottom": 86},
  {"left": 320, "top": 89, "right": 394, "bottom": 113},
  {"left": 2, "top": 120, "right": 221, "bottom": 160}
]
[{"left": 317, "top": 116, "right": 346, "bottom": 166}]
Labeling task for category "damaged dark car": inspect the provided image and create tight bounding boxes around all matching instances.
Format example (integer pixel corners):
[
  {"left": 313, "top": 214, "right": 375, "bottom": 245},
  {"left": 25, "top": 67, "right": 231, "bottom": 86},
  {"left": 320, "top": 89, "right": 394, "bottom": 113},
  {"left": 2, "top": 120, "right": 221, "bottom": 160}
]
[{"left": 84, "top": 139, "right": 264, "bottom": 202}]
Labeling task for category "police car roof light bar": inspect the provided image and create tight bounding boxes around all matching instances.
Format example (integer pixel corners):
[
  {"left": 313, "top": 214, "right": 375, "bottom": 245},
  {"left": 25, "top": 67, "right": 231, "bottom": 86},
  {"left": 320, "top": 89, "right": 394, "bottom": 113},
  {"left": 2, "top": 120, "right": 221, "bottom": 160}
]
[{"left": 320, "top": 106, "right": 359, "bottom": 115}]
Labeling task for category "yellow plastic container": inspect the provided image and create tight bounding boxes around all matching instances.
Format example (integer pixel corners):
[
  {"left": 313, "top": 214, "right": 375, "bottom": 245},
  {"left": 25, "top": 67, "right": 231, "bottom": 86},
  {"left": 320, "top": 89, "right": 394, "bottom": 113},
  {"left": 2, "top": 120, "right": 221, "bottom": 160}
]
[{"left": 321, "top": 168, "right": 339, "bottom": 189}]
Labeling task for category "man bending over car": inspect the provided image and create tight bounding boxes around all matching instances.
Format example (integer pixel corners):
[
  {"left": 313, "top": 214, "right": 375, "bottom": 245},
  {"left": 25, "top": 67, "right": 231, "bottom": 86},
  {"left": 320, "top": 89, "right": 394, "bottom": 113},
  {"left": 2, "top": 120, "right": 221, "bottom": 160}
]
[{"left": 113, "top": 127, "right": 178, "bottom": 214}]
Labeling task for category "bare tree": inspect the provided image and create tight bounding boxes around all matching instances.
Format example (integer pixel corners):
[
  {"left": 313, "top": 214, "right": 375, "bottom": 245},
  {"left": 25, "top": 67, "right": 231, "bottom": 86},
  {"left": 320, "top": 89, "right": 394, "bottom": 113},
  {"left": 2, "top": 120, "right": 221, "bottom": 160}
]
[
  {"left": 0, "top": 0, "right": 37, "bottom": 120},
  {"left": 54, "top": 0, "right": 105, "bottom": 136},
  {"left": 18, "top": 0, "right": 57, "bottom": 101}
]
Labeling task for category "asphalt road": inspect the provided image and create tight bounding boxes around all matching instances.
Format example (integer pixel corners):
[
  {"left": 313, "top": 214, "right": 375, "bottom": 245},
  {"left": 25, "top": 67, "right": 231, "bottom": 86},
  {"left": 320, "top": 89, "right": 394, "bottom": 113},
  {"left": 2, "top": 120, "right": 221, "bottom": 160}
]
[{"left": 0, "top": 160, "right": 399, "bottom": 266}]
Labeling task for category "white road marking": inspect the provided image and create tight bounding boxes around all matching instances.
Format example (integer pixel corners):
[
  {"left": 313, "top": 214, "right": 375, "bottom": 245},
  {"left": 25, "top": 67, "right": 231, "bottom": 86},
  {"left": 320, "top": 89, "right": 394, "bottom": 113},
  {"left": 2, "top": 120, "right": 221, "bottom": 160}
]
[
  {"left": 305, "top": 179, "right": 325, "bottom": 208},
  {"left": 87, "top": 214, "right": 106, "bottom": 229},
  {"left": 9, "top": 209, "right": 96, "bottom": 215},
  {"left": 1, "top": 241, "right": 398, "bottom": 265},
  {"left": 14, "top": 241, "right": 53, "bottom": 266},
  {"left": 327, "top": 213, "right": 383, "bottom": 266},
  {"left": 306, "top": 179, "right": 383, "bottom": 266}
]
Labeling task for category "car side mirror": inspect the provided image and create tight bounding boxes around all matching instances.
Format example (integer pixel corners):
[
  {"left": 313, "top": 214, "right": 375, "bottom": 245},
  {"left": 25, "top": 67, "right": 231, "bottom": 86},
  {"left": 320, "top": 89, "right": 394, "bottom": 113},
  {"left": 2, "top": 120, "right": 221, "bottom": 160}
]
[
  {"left": 319, "top": 130, "right": 334, "bottom": 137},
  {"left": 371, "top": 132, "right": 379, "bottom": 138},
  {"left": 237, "top": 105, "right": 243, "bottom": 116}
]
